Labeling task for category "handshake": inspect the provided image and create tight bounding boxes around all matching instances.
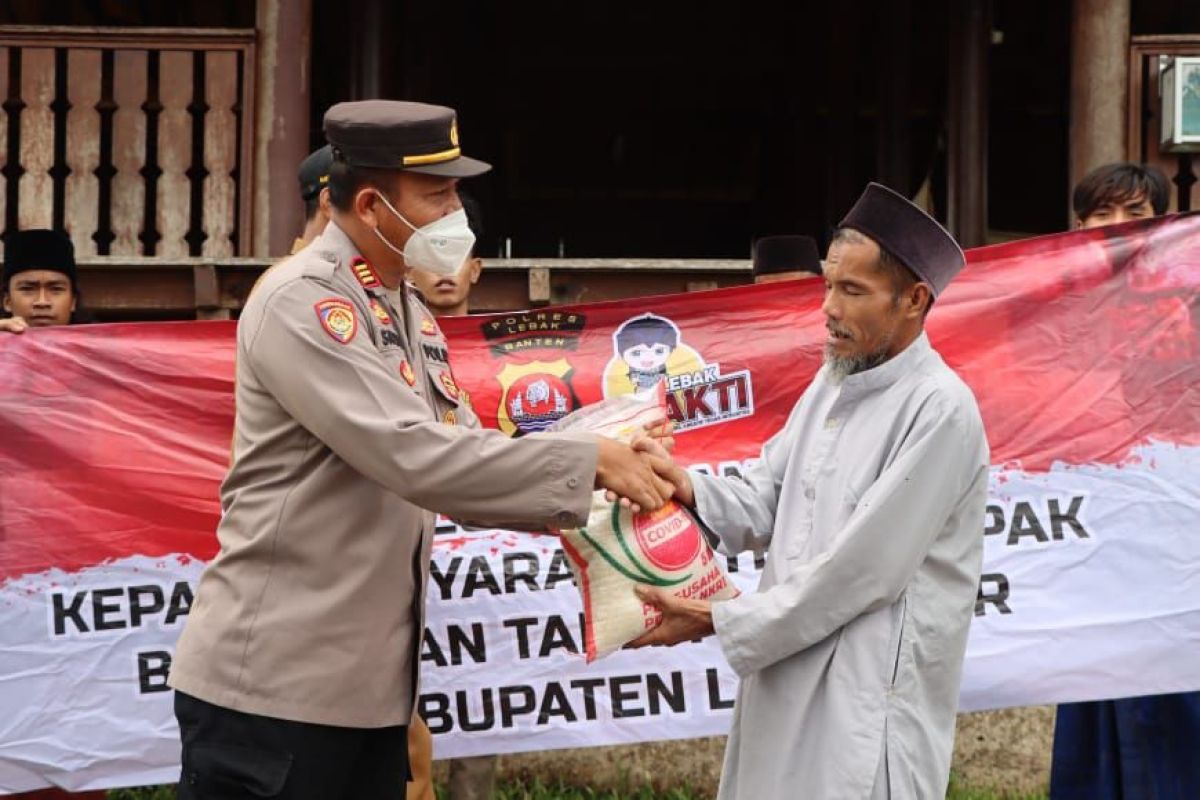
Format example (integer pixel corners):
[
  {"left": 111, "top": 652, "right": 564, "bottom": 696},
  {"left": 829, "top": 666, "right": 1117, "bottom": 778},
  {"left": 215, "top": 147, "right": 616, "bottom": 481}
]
[{"left": 591, "top": 422, "right": 695, "bottom": 513}]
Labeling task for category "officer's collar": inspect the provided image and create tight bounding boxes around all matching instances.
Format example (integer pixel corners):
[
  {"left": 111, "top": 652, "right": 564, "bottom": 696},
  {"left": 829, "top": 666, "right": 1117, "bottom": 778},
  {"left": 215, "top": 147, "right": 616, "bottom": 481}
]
[{"left": 315, "top": 221, "right": 396, "bottom": 294}]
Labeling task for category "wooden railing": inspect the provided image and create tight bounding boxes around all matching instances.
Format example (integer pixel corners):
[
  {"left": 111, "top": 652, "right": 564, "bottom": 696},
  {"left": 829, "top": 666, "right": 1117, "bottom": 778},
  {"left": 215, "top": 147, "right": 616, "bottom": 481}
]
[
  {"left": 0, "top": 26, "right": 256, "bottom": 258},
  {"left": 75, "top": 259, "right": 755, "bottom": 322}
]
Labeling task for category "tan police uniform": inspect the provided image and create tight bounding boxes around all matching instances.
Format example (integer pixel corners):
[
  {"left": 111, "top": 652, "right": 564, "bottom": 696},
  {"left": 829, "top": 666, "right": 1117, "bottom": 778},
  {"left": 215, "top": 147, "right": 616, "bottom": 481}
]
[
  {"left": 169, "top": 219, "right": 596, "bottom": 728},
  {"left": 169, "top": 103, "right": 600, "bottom": 753}
]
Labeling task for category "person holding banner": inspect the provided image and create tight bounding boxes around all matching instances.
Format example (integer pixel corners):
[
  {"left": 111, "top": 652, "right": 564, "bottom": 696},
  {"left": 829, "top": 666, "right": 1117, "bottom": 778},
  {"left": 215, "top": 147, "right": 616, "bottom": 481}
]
[
  {"left": 0, "top": 230, "right": 88, "bottom": 334},
  {"left": 1049, "top": 161, "right": 1200, "bottom": 800},
  {"left": 167, "top": 100, "right": 673, "bottom": 800},
  {"left": 633, "top": 183, "right": 989, "bottom": 799}
]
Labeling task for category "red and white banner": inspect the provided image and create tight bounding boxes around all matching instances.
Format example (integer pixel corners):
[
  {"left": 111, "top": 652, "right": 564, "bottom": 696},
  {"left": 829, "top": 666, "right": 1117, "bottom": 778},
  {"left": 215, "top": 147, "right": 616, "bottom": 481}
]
[{"left": 2, "top": 215, "right": 1199, "bottom": 793}]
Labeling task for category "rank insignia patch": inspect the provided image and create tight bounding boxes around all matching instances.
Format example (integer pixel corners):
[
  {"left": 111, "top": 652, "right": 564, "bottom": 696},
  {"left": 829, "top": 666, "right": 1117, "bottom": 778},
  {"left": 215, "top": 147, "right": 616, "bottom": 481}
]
[
  {"left": 351, "top": 256, "right": 382, "bottom": 290},
  {"left": 438, "top": 370, "right": 460, "bottom": 401},
  {"left": 399, "top": 360, "right": 417, "bottom": 386},
  {"left": 420, "top": 316, "right": 438, "bottom": 336},
  {"left": 314, "top": 298, "right": 358, "bottom": 344},
  {"left": 369, "top": 298, "right": 392, "bottom": 326}
]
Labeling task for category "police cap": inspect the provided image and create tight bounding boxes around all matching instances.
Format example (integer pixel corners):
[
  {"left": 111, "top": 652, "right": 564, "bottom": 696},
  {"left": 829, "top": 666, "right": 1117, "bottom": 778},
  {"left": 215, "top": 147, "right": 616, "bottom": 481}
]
[
  {"left": 298, "top": 144, "right": 333, "bottom": 202},
  {"left": 323, "top": 100, "right": 491, "bottom": 178}
]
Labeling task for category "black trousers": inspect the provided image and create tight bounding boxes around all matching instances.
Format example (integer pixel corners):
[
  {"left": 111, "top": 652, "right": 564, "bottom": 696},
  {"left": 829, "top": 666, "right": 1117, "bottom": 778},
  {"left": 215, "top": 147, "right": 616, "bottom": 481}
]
[{"left": 175, "top": 691, "right": 410, "bottom": 800}]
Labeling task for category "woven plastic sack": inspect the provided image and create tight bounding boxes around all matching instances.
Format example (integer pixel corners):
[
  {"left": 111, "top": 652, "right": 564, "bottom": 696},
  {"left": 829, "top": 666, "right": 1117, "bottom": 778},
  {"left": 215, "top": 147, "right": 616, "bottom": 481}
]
[{"left": 549, "top": 396, "right": 739, "bottom": 661}]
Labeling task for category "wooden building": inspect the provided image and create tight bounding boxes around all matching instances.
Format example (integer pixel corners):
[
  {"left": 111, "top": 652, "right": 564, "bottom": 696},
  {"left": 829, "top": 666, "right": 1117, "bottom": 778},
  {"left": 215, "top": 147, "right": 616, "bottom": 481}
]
[{"left": 0, "top": 0, "right": 1196, "bottom": 320}]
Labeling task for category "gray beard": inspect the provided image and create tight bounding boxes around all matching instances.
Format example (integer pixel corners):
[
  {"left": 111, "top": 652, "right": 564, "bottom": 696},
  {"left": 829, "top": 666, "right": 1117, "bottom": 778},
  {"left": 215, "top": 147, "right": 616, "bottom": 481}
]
[{"left": 823, "top": 340, "right": 892, "bottom": 381}]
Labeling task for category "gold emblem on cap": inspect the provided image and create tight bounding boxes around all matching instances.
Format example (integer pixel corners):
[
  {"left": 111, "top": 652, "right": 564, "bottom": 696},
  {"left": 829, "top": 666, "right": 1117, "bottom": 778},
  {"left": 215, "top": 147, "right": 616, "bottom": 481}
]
[
  {"left": 450, "top": 119, "right": 459, "bottom": 147},
  {"left": 403, "top": 147, "right": 461, "bottom": 167}
]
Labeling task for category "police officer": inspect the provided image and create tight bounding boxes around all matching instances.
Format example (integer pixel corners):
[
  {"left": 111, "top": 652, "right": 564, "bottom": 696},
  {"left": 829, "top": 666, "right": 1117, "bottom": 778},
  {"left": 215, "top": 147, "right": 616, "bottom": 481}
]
[
  {"left": 407, "top": 191, "right": 493, "bottom": 800},
  {"left": 751, "top": 234, "right": 823, "bottom": 284},
  {"left": 168, "top": 100, "right": 672, "bottom": 800},
  {"left": 292, "top": 144, "right": 334, "bottom": 254}
]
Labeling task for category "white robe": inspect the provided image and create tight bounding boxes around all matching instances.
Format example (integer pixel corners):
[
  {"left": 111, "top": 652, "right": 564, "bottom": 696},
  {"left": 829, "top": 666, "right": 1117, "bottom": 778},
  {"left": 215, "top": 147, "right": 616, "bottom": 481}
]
[{"left": 695, "top": 333, "right": 989, "bottom": 800}]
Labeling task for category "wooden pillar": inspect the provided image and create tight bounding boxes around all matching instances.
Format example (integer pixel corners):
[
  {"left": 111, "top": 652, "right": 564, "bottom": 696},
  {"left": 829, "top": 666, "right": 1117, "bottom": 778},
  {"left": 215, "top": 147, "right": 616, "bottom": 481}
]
[
  {"left": 253, "top": 0, "right": 312, "bottom": 257},
  {"left": 1069, "top": 0, "right": 1130, "bottom": 219},
  {"left": 349, "top": 0, "right": 404, "bottom": 99},
  {"left": 825, "top": 0, "right": 860, "bottom": 229},
  {"left": 877, "top": 0, "right": 912, "bottom": 195},
  {"left": 350, "top": 0, "right": 382, "bottom": 98},
  {"left": 946, "top": 0, "right": 990, "bottom": 248}
]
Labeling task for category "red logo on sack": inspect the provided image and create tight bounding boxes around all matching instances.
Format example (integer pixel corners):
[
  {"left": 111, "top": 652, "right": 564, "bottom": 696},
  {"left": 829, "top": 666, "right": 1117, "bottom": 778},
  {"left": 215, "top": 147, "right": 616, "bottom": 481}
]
[{"left": 633, "top": 501, "right": 702, "bottom": 572}]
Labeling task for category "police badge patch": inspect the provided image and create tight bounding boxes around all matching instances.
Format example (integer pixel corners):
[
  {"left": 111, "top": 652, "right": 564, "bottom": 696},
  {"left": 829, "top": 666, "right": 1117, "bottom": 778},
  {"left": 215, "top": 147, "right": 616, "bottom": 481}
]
[
  {"left": 314, "top": 298, "right": 358, "bottom": 344},
  {"left": 438, "top": 370, "right": 460, "bottom": 401},
  {"left": 399, "top": 359, "right": 417, "bottom": 386},
  {"left": 369, "top": 298, "right": 392, "bottom": 326}
]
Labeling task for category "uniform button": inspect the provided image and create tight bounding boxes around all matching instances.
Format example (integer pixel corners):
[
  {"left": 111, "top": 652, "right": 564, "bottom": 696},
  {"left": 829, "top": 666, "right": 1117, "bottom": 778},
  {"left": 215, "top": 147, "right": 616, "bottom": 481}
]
[
  {"left": 567, "top": 477, "right": 579, "bottom": 489},
  {"left": 804, "top": 487, "right": 816, "bottom": 500},
  {"left": 556, "top": 511, "right": 575, "bottom": 526}
]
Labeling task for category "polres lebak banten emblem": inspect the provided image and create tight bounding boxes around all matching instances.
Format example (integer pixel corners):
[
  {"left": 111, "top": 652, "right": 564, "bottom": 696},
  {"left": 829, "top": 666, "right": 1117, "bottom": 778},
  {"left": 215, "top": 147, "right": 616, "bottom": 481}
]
[
  {"left": 314, "top": 298, "right": 358, "bottom": 345},
  {"left": 494, "top": 359, "right": 579, "bottom": 436}
]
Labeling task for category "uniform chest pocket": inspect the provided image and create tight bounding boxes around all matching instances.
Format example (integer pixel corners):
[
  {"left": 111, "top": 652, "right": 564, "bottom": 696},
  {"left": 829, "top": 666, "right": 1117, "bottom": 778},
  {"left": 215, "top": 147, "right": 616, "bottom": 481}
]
[
  {"left": 426, "top": 361, "right": 475, "bottom": 425},
  {"left": 378, "top": 344, "right": 423, "bottom": 395}
]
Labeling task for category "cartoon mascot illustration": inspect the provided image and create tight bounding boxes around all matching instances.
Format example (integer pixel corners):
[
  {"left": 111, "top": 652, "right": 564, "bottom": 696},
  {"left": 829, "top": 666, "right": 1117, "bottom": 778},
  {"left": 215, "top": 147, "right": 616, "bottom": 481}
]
[{"left": 603, "top": 313, "right": 705, "bottom": 401}]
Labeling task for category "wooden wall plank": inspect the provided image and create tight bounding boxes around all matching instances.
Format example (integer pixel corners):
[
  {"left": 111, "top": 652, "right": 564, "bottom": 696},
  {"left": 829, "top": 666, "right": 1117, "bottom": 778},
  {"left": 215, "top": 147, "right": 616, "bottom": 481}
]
[
  {"left": 110, "top": 49, "right": 146, "bottom": 256},
  {"left": 17, "top": 47, "right": 55, "bottom": 230},
  {"left": 155, "top": 50, "right": 192, "bottom": 257},
  {"left": 64, "top": 48, "right": 101, "bottom": 256},
  {"left": 202, "top": 50, "right": 237, "bottom": 257},
  {"left": 0, "top": 46, "right": 8, "bottom": 242}
]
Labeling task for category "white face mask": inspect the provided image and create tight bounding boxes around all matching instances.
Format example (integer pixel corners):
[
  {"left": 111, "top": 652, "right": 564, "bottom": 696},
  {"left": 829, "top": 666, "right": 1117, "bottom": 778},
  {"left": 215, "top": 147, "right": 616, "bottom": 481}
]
[{"left": 370, "top": 191, "right": 476, "bottom": 277}]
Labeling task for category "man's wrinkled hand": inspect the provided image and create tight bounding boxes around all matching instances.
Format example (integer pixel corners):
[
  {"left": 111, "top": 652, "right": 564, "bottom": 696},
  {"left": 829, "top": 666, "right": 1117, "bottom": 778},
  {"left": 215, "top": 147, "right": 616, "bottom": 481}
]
[
  {"left": 595, "top": 438, "right": 675, "bottom": 514},
  {"left": 626, "top": 585, "right": 715, "bottom": 648}
]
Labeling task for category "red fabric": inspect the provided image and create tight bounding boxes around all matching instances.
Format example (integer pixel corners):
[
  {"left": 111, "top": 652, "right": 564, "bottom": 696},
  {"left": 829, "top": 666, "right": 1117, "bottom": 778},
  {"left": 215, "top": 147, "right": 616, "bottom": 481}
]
[{"left": 1, "top": 213, "right": 1197, "bottom": 583}]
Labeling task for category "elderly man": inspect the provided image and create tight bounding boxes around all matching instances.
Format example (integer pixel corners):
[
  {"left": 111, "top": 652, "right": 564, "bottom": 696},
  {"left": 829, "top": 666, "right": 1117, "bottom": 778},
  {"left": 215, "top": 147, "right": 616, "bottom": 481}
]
[
  {"left": 636, "top": 183, "right": 989, "bottom": 799},
  {"left": 168, "top": 100, "right": 671, "bottom": 800}
]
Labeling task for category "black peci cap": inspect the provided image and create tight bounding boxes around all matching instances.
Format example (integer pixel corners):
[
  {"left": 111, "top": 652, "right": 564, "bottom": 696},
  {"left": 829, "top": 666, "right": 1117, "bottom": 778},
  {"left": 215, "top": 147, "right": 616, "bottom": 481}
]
[
  {"left": 4, "top": 229, "right": 77, "bottom": 286},
  {"left": 838, "top": 183, "right": 965, "bottom": 297},
  {"left": 752, "top": 235, "right": 822, "bottom": 277}
]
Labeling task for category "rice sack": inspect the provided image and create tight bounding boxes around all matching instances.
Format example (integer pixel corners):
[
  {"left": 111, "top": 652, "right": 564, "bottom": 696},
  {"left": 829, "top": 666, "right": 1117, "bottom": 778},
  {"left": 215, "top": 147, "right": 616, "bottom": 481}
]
[{"left": 550, "top": 396, "right": 739, "bottom": 661}]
